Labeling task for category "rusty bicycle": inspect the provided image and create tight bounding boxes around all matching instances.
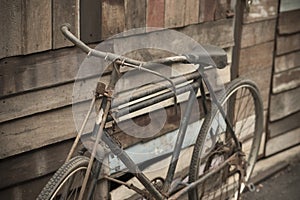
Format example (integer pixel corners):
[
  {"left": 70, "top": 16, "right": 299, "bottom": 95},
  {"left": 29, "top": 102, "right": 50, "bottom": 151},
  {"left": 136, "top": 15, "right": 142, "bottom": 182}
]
[{"left": 37, "top": 24, "right": 263, "bottom": 200}]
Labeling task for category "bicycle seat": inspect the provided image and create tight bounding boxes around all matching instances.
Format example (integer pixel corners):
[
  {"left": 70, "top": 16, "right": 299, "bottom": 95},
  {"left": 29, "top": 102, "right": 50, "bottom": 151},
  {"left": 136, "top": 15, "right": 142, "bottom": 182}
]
[{"left": 184, "top": 45, "right": 227, "bottom": 69}]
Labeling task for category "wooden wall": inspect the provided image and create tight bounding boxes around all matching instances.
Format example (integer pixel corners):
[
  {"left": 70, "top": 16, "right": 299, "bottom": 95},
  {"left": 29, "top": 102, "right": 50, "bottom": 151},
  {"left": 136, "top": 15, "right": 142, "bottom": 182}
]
[
  {"left": 1, "top": 0, "right": 299, "bottom": 199},
  {"left": 0, "top": 1, "right": 234, "bottom": 199},
  {"left": 266, "top": 6, "right": 300, "bottom": 156}
]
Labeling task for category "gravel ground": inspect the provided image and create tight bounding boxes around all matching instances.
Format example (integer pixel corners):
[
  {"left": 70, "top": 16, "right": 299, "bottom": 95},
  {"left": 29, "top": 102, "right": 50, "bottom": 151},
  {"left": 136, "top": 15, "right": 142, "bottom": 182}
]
[{"left": 243, "top": 157, "right": 300, "bottom": 200}]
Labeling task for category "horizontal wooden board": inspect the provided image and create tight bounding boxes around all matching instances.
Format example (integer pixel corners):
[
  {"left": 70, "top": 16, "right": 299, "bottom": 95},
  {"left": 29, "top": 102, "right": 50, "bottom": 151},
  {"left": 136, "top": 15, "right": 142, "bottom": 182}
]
[
  {"left": 272, "top": 67, "right": 300, "bottom": 93},
  {"left": 0, "top": 106, "right": 77, "bottom": 159},
  {"left": 0, "top": 139, "right": 73, "bottom": 190},
  {"left": 178, "top": 19, "right": 234, "bottom": 48},
  {"left": 146, "top": 0, "right": 165, "bottom": 27},
  {"left": 274, "top": 50, "right": 300, "bottom": 73},
  {"left": 0, "top": 174, "right": 51, "bottom": 200},
  {"left": 276, "top": 33, "right": 300, "bottom": 55},
  {"left": 0, "top": 47, "right": 86, "bottom": 97},
  {"left": 243, "top": 0, "right": 278, "bottom": 23},
  {"left": 270, "top": 86, "right": 300, "bottom": 121},
  {"left": 265, "top": 127, "right": 300, "bottom": 156},
  {"left": 52, "top": 0, "right": 79, "bottom": 49},
  {"left": 0, "top": 0, "right": 22, "bottom": 59},
  {"left": 269, "top": 111, "right": 300, "bottom": 138},
  {"left": 239, "top": 41, "right": 274, "bottom": 75},
  {"left": 164, "top": 0, "right": 185, "bottom": 28},
  {"left": 241, "top": 19, "right": 276, "bottom": 48},
  {"left": 278, "top": 9, "right": 300, "bottom": 34}
]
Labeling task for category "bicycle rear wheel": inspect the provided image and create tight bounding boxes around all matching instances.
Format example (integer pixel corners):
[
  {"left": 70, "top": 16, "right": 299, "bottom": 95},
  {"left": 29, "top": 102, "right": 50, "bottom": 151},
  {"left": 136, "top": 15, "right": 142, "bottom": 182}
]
[
  {"left": 37, "top": 156, "right": 90, "bottom": 200},
  {"left": 189, "top": 78, "right": 263, "bottom": 200}
]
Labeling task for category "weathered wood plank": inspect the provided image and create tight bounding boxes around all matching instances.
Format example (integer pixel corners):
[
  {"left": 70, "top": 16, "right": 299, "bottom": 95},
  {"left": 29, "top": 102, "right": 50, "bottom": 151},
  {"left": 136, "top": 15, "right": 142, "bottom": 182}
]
[
  {"left": 241, "top": 19, "right": 276, "bottom": 48},
  {"left": 146, "top": 0, "right": 165, "bottom": 28},
  {"left": 270, "top": 86, "right": 300, "bottom": 121},
  {"left": 0, "top": 139, "right": 73, "bottom": 190},
  {"left": 178, "top": 18, "right": 234, "bottom": 48},
  {"left": 280, "top": 0, "right": 300, "bottom": 12},
  {"left": 164, "top": 0, "right": 185, "bottom": 28},
  {"left": 0, "top": 47, "right": 85, "bottom": 97},
  {"left": 243, "top": 0, "right": 278, "bottom": 23},
  {"left": 53, "top": 0, "right": 79, "bottom": 49},
  {"left": 272, "top": 67, "right": 300, "bottom": 93},
  {"left": 0, "top": 174, "right": 51, "bottom": 200},
  {"left": 214, "top": 0, "right": 231, "bottom": 20},
  {"left": 277, "top": 33, "right": 300, "bottom": 55},
  {"left": 0, "top": 0, "right": 22, "bottom": 59},
  {"left": 80, "top": 0, "right": 102, "bottom": 43},
  {"left": 22, "top": 0, "right": 52, "bottom": 54},
  {"left": 269, "top": 111, "right": 300, "bottom": 138},
  {"left": 184, "top": 0, "right": 199, "bottom": 25},
  {"left": 101, "top": 0, "right": 125, "bottom": 39},
  {"left": 0, "top": 106, "right": 77, "bottom": 159},
  {"left": 265, "top": 127, "right": 300, "bottom": 156},
  {"left": 239, "top": 66, "right": 272, "bottom": 109},
  {"left": 199, "top": 0, "right": 217, "bottom": 22},
  {"left": 278, "top": 9, "right": 300, "bottom": 34},
  {"left": 124, "top": 0, "right": 146, "bottom": 30},
  {"left": 239, "top": 41, "right": 274, "bottom": 75},
  {"left": 274, "top": 50, "right": 300, "bottom": 73}
]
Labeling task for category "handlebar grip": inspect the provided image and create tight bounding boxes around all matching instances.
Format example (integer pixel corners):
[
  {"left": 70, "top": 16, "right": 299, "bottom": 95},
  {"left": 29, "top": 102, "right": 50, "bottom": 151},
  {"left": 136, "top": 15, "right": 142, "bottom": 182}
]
[{"left": 60, "top": 24, "right": 91, "bottom": 53}]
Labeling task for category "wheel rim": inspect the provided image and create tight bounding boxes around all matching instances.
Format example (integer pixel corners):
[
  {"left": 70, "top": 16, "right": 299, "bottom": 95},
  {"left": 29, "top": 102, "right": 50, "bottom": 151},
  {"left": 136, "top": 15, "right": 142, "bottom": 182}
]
[{"left": 191, "top": 82, "right": 263, "bottom": 200}]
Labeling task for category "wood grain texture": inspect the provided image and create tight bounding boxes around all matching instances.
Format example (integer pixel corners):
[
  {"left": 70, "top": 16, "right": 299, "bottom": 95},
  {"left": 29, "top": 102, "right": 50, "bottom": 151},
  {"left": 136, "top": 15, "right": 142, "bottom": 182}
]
[
  {"left": 164, "top": 0, "right": 185, "bottom": 28},
  {"left": 274, "top": 50, "right": 300, "bottom": 73},
  {"left": 239, "top": 41, "right": 274, "bottom": 75},
  {"left": 276, "top": 33, "right": 300, "bottom": 55},
  {"left": 101, "top": 0, "right": 125, "bottom": 39},
  {"left": 214, "top": 0, "right": 231, "bottom": 20},
  {"left": 0, "top": 47, "right": 85, "bottom": 97},
  {"left": 269, "top": 111, "right": 300, "bottom": 138},
  {"left": 241, "top": 19, "right": 276, "bottom": 48},
  {"left": 0, "top": 139, "right": 73, "bottom": 190},
  {"left": 0, "top": 106, "right": 77, "bottom": 159},
  {"left": 270, "top": 86, "right": 300, "bottom": 121},
  {"left": 243, "top": 0, "right": 278, "bottom": 23},
  {"left": 184, "top": 0, "right": 199, "bottom": 25},
  {"left": 199, "top": 0, "right": 217, "bottom": 22},
  {"left": 22, "top": 0, "right": 52, "bottom": 54},
  {"left": 272, "top": 67, "right": 300, "bottom": 93},
  {"left": 265, "top": 127, "right": 300, "bottom": 156},
  {"left": 239, "top": 66, "right": 272, "bottom": 109},
  {"left": 0, "top": 174, "right": 51, "bottom": 200},
  {"left": 278, "top": 9, "right": 300, "bottom": 34},
  {"left": 124, "top": 0, "right": 146, "bottom": 30},
  {"left": 178, "top": 18, "right": 234, "bottom": 48},
  {"left": 53, "top": 0, "right": 79, "bottom": 49},
  {"left": 146, "top": 0, "right": 165, "bottom": 27},
  {"left": 80, "top": 0, "right": 102, "bottom": 43},
  {"left": 0, "top": 0, "right": 22, "bottom": 59}
]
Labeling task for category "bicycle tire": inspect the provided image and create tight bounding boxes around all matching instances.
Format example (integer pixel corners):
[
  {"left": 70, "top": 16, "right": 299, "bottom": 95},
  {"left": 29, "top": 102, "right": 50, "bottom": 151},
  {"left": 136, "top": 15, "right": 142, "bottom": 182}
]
[
  {"left": 37, "top": 156, "right": 90, "bottom": 200},
  {"left": 188, "top": 78, "right": 263, "bottom": 200}
]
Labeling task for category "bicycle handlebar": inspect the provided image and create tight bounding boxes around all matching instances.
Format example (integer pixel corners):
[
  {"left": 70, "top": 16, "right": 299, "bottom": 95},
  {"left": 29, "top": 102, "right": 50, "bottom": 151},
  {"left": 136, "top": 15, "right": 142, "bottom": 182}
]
[{"left": 60, "top": 24, "right": 188, "bottom": 67}]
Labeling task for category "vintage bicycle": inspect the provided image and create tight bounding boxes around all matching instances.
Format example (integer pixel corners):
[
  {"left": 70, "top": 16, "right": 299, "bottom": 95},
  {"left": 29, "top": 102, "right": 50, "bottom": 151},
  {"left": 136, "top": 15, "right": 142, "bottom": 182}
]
[{"left": 37, "top": 24, "right": 263, "bottom": 200}]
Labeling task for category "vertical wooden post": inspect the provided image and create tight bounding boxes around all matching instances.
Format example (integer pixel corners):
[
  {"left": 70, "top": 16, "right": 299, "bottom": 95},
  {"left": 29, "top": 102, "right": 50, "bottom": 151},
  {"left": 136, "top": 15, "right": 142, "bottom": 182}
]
[{"left": 231, "top": 0, "right": 246, "bottom": 79}]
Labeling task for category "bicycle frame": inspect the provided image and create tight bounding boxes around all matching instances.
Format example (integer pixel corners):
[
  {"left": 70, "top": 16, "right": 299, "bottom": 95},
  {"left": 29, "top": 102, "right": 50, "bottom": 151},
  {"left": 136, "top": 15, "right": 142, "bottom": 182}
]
[{"left": 61, "top": 24, "right": 241, "bottom": 200}]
